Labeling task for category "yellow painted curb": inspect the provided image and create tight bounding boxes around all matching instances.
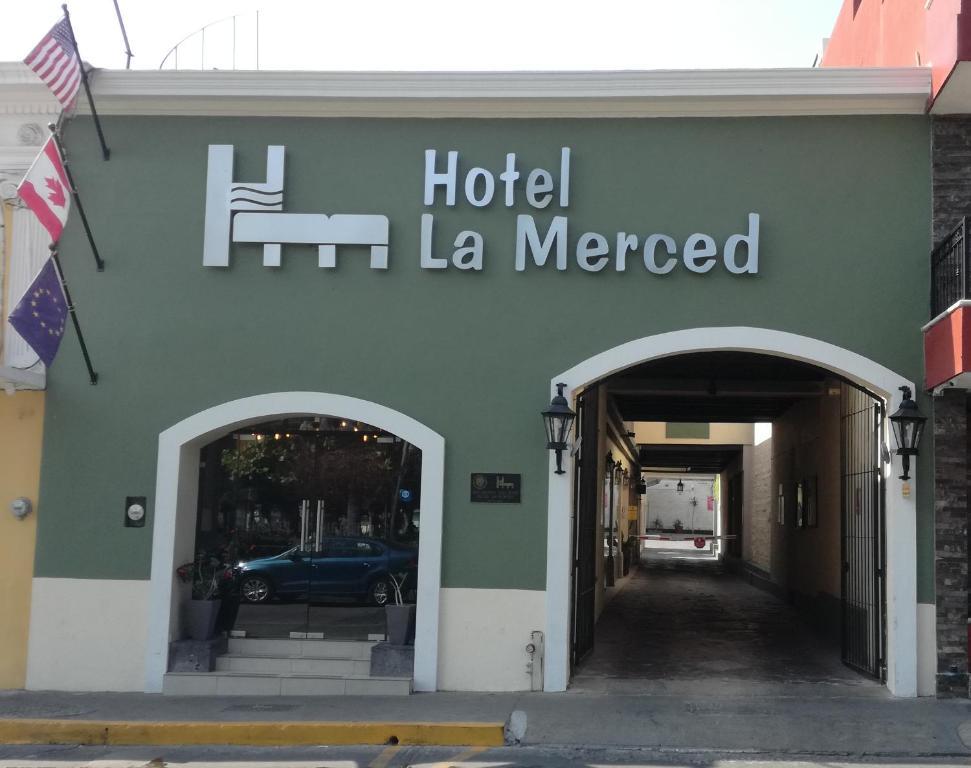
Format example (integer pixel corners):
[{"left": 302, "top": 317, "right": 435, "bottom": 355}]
[{"left": 0, "top": 719, "right": 505, "bottom": 747}]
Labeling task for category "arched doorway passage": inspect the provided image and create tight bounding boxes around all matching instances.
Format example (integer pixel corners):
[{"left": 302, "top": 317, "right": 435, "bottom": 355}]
[
  {"left": 145, "top": 392, "right": 444, "bottom": 693},
  {"left": 544, "top": 327, "right": 920, "bottom": 697}
]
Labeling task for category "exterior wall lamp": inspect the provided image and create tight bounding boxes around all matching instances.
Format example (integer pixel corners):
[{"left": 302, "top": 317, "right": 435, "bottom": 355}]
[
  {"left": 888, "top": 385, "right": 927, "bottom": 481},
  {"left": 542, "top": 382, "right": 576, "bottom": 475},
  {"left": 676, "top": 479, "right": 684, "bottom": 494}
]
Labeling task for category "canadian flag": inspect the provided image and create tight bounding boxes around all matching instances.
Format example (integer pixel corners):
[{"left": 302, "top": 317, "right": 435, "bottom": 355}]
[{"left": 18, "top": 136, "right": 71, "bottom": 243}]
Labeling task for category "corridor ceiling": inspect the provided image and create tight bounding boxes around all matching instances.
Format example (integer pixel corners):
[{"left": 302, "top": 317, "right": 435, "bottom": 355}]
[
  {"left": 637, "top": 444, "right": 742, "bottom": 473},
  {"left": 607, "top": 351, "right": 832, "bottom": 424}
]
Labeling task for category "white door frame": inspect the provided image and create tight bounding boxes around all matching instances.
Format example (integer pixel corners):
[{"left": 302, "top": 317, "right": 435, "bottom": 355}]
[
  {"left": 145, "top": 392, "right": 445, "bottom": 692},
  {"left": 544, "top": 327, "right": 920, "bottom": 696}
]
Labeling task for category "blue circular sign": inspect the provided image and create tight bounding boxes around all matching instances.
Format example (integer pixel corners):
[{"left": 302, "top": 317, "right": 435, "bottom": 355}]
[{"left": 399, "top": 489, "right": 413, "bottom": 502}]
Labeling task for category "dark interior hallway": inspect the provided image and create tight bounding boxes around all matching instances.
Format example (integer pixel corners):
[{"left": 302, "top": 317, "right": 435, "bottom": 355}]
[{"left": 570, "top": 547, "right": 884, "bottom": 694}]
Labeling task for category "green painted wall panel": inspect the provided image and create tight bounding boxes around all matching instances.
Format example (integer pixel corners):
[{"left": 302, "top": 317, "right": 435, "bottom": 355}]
[
  {"left": 666, "top": 423, "right": 711, "bottom": 439},
  {"left": 36, "top": 114, "right": 932, "bottom": 599}
]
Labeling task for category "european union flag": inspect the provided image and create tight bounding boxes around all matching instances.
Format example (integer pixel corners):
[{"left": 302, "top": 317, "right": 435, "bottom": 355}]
[{"left": 8, "top": 258, "right": 68, "bottom": 368}]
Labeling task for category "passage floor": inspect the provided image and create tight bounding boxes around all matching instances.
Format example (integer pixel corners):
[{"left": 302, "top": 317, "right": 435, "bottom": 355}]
[{"left": 570, "top": 545, "right": 882, "bottom": 694}]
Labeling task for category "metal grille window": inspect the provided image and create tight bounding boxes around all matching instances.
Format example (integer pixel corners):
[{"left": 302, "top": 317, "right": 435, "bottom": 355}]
[{"left": 931, "top": 217, "right": 970, "bottom": 317}]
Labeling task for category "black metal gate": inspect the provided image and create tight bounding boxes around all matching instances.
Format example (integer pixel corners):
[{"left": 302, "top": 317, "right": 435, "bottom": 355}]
[
  {"left": 571, "top": 384, "right": 599, "bottom": 668},
  {"left": 840, "top": 382, "right": 886, "bottom": 679}
]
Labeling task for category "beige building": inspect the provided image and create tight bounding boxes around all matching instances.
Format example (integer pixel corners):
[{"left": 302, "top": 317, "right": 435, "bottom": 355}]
[{"left": 0, "top": 63, "right": 56, "bottom": 688}]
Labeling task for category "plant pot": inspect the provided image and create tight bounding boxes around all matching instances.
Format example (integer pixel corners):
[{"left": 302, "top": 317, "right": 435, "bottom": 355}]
[
  {"left": 186, "top": 599, "right": 221, "bottom": 641},
  {"left": 385, "top": 603, "right": 416, "bottom": 646}
]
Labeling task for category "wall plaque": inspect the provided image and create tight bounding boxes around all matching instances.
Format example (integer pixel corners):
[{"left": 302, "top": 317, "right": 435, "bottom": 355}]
[{"left": 470, "top": 473, "right": 521, "bottom": 503}]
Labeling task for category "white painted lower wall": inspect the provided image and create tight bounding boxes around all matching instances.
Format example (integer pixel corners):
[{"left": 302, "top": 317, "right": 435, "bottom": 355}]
[
  {"left": 437, "top": 587, "right": 545, "bottom": 691},
  {"left": 26, "top": 577, "right": 149, "bottom": 692},
  {"left": 917, "top": 601, "right": 936, "bottom": 696}
]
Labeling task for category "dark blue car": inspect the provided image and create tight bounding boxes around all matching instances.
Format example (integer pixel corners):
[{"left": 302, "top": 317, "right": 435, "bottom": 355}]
[{"left": 234, "top": 537, "right": 417, "bottom": 606}]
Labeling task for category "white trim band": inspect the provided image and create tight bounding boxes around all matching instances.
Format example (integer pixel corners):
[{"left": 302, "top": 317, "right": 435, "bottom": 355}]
[
  {"left": 83, "top": 68, "right": 931, "bottom": 118},
  {"left": 922, "top": 299, "right": 971, "bottom": 332}
]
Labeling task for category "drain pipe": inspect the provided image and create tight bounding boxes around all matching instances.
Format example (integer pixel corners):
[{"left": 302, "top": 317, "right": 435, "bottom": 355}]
[{"left": 525, "top": 630, "right": 544, "bottom": 691}]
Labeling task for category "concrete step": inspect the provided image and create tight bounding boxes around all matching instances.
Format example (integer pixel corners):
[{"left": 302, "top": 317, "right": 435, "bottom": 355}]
[
  {"left": 162, "top": 671, "right": 412, "bottom": 696},
  {"left": 215, "top": 654, "right": 371, "bottom": 676},
  {"left": 226, "top": 637, "right": 375, "bottom": 660}
]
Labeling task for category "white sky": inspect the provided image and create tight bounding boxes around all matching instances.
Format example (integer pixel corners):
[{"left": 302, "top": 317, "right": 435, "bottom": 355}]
[{"left": 3, "top": 0, "right": 844, "bottom": 71}]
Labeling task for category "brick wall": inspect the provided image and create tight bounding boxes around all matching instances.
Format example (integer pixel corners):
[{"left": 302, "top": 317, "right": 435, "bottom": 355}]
[
  {"left": 933, "top": 389, "right": 969, "bottom": 696},
  {"left": 934, "top": 117, "right": 971, "bottom": 243},
  {"left": 749, "top": 436, "right": 773, "bottom": 572},
  {"left": 933, "top": 118, "right": 971, "bottom": 697}
]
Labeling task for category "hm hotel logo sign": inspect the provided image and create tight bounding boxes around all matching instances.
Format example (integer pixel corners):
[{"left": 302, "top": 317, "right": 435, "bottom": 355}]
[{"left": 203, "top": 145, "right": 761, "bottom": 275}]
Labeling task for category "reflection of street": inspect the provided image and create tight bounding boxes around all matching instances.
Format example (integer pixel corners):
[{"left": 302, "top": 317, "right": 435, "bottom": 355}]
[{"left": 235, "top": 604, "right": 385, "bottom": 640}]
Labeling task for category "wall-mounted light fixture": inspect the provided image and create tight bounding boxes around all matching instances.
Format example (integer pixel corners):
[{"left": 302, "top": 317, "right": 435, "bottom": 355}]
[
  {"left": 888, "top": 385, "right": 927, "bottom": 481},
  {"left": 542, "top": 382, "right": 576, "bottom": 475},
  {"left": 676, "top": 479, "right": 684, "bottom": 494}
]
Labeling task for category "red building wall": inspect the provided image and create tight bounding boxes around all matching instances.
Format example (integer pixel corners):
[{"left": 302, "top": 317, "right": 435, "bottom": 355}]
[{"left": 822, "top": 0, "right": 967, "bottom": 98}]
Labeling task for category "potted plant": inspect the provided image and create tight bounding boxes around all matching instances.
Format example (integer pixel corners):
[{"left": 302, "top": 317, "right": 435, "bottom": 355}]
[
  {"left": 384, "top": 571, "right": 416, "bottom": 646},
  {"left": 176, "top": 551, "right": 226, "bottom": 641}
]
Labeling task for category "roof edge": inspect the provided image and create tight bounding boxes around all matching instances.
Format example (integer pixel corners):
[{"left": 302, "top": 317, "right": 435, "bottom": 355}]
[{"left": 75, "top": 67, "right": 932, "bottom": 118}]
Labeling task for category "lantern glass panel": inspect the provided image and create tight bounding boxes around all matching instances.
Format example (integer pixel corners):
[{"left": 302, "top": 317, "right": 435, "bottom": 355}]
[
  {"left": 891, "top": 419, "right": 905, "bottom": 450},
  {"left": 892, "top": 417, "right": 921, "bottom": 451},
  {"left": 543, "top": 414, "right": 557, "bottom": 446}
]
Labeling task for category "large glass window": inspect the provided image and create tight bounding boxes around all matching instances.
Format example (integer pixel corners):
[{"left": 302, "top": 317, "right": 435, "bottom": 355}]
[{"left": 192, "top": 415, "right": 422, "bottom": 640}]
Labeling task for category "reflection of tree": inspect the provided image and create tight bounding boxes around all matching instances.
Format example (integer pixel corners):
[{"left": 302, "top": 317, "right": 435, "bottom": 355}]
[
  {"left": 220, "top": 439, "right": 297, "bottom": 488},
  {"left": 219, "top": 432, "right": 422, "bottom": 543}
]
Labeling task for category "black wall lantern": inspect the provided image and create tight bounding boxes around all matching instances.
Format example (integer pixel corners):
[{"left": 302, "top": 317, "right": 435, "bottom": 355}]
[
  {"left": 636, "top": 478, "right": 647, "bottom": 495},
  {"left": 676, "top": 479, "right": 684, "bottom": 494},
  {"left": 542, "top": 382, "right": 577, "bottom": 475},
  {"left": 888, "top": 385, "right": 927, "bottom": 481}
]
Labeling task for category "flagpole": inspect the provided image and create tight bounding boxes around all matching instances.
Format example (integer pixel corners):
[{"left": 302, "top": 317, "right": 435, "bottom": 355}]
[
  {"left": 61, "top": 4, "right": 110, "bottom": 161},
  {"left": 111, "top": 0, "right": 134, "bottom": 70},
  {"left": 49, "top": 244, "right": 98, "bottom": 385},
  {"left": 49, "top": 124, "right": 105, "bottom": 272}
]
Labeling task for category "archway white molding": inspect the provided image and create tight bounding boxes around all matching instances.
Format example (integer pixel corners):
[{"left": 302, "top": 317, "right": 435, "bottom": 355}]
[
  {"left": 145, "top": 392, "right": 445, "bottom": 693},
  {"left": 544, "top": 327, "right": 919, "bottom": 696}
]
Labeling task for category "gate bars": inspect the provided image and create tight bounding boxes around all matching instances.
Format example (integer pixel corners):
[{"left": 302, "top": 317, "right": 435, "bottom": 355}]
[{"left": 840, "top": 382, "right": 887, "bottom": 679}]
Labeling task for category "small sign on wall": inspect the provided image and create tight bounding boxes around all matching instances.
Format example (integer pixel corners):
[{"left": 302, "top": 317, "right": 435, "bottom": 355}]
[{"left": 470, "top": 473, "right": 521, "bottom": 503}]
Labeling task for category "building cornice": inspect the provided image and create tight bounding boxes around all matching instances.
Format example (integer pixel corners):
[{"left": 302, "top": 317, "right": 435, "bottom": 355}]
[
  {"left": 0, "top": 63, "right": 60, "bottom": 115},
  {"left": 80, "top": 67, "right": 932, "bottom": 118}
]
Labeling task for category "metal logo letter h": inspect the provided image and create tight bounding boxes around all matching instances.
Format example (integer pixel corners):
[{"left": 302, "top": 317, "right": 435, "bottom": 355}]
[{"left": 203, "top": 145, "right": 285, "bottom": 267}]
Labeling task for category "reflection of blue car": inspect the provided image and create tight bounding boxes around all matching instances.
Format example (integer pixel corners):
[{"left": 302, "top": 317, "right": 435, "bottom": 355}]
[{"left": 235, "top": 537, "right": 418, "bottom": 606}]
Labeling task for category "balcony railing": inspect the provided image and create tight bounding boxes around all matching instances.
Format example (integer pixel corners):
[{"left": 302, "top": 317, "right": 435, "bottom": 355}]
[{"left": 931, "top": 218, "right": 971, "bottom": 318}]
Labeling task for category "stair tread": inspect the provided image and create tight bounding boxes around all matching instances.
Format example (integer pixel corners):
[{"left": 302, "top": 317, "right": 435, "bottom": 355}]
[
  {"left": 220, "top": 653, "right": 369, "bottom": 661},
  {"left": 229, "top": 637, "right": 381, "bottom": 645},
  {"left": 165, "top": 671, "right": 409, "bottom": 681}
]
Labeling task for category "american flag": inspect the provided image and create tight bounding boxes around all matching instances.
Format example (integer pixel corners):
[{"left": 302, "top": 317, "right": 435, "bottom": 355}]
[{"left": 24, "top": 18, "right": 81, "bottom": 109}]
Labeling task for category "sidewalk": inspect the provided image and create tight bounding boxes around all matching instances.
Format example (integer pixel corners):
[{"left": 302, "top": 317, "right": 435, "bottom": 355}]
[{"left": 1, "top": 686, "right": 970, "bottom": 755}]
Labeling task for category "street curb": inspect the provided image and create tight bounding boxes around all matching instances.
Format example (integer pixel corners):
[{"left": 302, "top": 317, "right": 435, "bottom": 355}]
[{"left": 0, "top": 719, "right": 506, "bottom": 747}]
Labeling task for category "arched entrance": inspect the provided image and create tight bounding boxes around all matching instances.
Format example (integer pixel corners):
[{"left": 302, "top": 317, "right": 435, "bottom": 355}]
[
  {"left": 544, "top": 328, "right": 920, "bottom": 696},
  {"left": 145, "top": 392, "right": 444, "bottom": 693}
]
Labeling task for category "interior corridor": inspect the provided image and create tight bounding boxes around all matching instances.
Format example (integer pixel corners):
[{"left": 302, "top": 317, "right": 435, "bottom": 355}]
[{"left": 570, "top": 545, "right": 883, "bottom": 694}]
